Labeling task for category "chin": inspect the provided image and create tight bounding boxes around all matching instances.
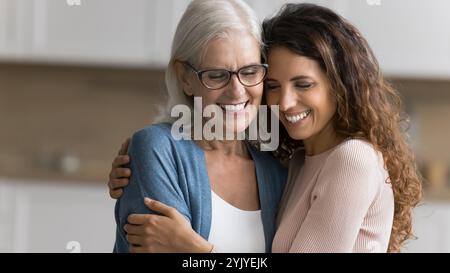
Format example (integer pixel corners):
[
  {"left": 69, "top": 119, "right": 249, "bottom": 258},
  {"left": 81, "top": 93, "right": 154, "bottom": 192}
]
[
  {"left": 223, "top": 115, "right": 253, "bottom": 135},
  {"left": 282, "top": 123, "right": 309, "bottom": 140}
]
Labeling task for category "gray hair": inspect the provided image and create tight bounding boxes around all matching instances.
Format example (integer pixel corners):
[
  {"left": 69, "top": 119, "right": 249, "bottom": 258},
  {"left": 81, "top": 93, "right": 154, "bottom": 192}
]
[{"left": 155, "top": 0, "right": 262, "bottom": 123}]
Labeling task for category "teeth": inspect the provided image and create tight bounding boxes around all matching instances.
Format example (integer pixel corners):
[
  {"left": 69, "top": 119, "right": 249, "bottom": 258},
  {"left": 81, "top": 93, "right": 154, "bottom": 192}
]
[
  {"left": 219, "top": 102, "right": 246, "bottom": 112},
  {"left": 285, "top": 110, "right": 311, "bottom": 123}
]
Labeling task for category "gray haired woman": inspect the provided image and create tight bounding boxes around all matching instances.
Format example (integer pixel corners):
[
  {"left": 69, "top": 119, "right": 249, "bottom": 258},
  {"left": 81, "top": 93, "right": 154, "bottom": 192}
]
[{"left": 112, "top": 0, "right": 287, "bottom": 253}]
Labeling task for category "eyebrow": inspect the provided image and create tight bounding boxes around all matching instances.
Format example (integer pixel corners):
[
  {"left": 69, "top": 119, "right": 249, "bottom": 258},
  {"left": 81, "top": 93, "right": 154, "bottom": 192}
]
[
  {"left": 266, "top": 75, "right": 314, "bottom": 81},
  {"left": 200, "top": 62, "right": 262, "bottom": 70}
]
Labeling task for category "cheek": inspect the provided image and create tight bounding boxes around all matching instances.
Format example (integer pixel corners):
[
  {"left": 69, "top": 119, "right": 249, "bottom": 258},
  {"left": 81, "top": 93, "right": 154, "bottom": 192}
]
[
  {"left": 248, "top": 86, "right": 263, "bottom": 102},
  {"left": 324, "top": 91, "right": 337, "bottom": 116},
  {"left": 264, "top": 92, "right": 278, "bottom": 106},
  {"left": 328, "top": 99, "right": 337, "bottom": 117},
  {"left": 193, "top": 90, "right": 219, "bottom": 109},
  {"left": 313, "top": 92, "right": 337, "bottom": 122}
]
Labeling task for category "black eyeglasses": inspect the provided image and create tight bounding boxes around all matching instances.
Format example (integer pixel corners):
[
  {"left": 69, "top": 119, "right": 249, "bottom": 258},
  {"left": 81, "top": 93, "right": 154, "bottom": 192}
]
[{"left": 183, "top": 62, "right": 268, "bottom": 90}]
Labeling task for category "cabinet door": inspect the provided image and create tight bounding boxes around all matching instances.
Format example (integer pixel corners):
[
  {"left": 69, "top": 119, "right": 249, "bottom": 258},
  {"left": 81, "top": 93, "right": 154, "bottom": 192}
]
[
  {"left": 245, "top": 0, "right": 281, "bottom": 21},
  {"left": 0, "top": 181, "right": 15, "bottom": 252},
  {"left": 149, "top": 0, "right": 189, "bottom": 67},
  {"left": 0, "top": 180, "right": 116, "bottom": 253},
  {"left": 245, "top": 0, "right": 343, "bottom": 22},
  {"left": 0, "top": 0, "right": 10, "bottom": 57},
  {"left": 0, "top": 0, "right": 31, "bottom": 60},
  {"left": 24, "top": 0, "right": 152, "bottom": 66},
  {"left": 340, "top": 0, "right": 450, "bottom": 78},
  {"left": 247, "top": 0, "right": 450, "bottom": 78},
  {"left": 21, "top": 183, "right": 116, "bottom": 253}
]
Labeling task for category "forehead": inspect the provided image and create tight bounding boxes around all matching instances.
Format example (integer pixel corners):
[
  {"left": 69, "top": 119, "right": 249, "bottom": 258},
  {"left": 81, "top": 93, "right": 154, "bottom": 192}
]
[
  {"left": 199, "top": 32, "right": 261, "bottom": 68},
  {"left": 267, "top": 47, "right": 322, "bottom": 78}
]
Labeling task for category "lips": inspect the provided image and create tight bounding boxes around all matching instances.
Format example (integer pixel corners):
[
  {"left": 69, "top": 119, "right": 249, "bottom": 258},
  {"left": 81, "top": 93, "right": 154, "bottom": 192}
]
[
  {"left": 218, "top": 101, "right": 249, "bottom": 112},
  {"left": 284, "top": 109, "right": 311, "bottom": 123}
]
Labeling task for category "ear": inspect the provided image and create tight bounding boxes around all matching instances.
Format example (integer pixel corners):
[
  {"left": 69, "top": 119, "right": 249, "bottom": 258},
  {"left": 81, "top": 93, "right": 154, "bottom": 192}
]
[{"left": 174, "top": 61, "right": 194, "bottom": 96}]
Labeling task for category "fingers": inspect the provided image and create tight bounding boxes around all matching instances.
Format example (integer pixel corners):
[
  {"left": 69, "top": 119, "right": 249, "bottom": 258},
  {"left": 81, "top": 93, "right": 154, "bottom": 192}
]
[
  {"left": 124, "top": 223, "right": 147, "bottom": 235},
  {"left": 118, "top": 138, "right": 131, "bottom": 156},
  {"left": 109, "top": 188, "right": 123, "bottom": 199},
  {"left": 108, "top": 138, "right": 131, "bottom": 200},
  {"left": 109, "top": 168, "right": 131, "bottom": 180},
  {"left": 127, "top": 214, "right": 149, "bottom": 225},
  {"left": 144, "top": 198, "right": 177, "bottom": 218},
  {"left": 126, "top": 234, "right": 142, "bottom": 245},
  {"left": 112, "top": 155, "right": 130, "bottom": 168},
  {"left": 109, "top": 178, "right": 129, "bottom": 190},
  {"left": 129, "top": 245, "right": 146, "bottom": 253},
  {"left": 108, "top": 177, "right": 128, "bottom": 199}
]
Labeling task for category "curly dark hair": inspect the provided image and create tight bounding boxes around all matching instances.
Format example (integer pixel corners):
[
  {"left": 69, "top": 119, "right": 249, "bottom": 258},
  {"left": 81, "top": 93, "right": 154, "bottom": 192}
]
[{"left": 262, "top": 3, "right": 422, "bottom": 252}]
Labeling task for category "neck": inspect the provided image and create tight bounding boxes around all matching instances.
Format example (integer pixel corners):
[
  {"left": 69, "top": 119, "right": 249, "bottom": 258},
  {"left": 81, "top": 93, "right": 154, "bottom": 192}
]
[
  {"left": 303, "top": 121, "right": 345, "bottom": 156},
  {"left": 196, "top": 139, "right": 248, "bottom": 157}
]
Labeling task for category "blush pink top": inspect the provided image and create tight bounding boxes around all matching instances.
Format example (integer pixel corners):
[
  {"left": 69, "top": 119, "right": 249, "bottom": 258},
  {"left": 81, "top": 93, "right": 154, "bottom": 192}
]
[{"left": 272, "top": 139, "right": 394, "bottom": 253}]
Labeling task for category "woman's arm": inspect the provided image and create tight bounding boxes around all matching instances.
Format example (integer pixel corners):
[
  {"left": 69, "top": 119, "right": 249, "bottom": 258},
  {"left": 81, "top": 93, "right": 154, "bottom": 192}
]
[
  {"left": 114, "top": 126, "right": 193, "bottom": 252},
  {"left": 109, "top": 135, "right": 214, "bottom": 253}
]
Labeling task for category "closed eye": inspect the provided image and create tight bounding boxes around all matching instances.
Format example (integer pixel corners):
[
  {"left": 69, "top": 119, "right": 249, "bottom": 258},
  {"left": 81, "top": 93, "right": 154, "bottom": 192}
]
[
  {"left": 241, "top": 71, "right": 257, "bottom": 76},
  {"left": 265, "top": 81, "right": 279, "bottom": 90},
  {"left": 295, "top": 83, "right": 314, "bottom": 90}
]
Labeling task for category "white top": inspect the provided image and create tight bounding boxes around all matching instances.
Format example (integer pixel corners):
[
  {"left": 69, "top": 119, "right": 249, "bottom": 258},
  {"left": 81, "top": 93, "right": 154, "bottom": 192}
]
[{"left": 208, "top": 190, "right": 266, "bottom": 253}]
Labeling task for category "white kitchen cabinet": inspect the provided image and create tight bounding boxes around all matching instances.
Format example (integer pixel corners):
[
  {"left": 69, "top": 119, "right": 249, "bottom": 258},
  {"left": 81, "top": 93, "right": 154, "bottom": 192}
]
[
  {"left": 0, "top": 0, "right": 189, "bottom": 67},
  {"left": 0, "top": 179, "right": 116, "bottom": 253},
  {"left": 249, "top": 0, "right": 450, "bottom": 79},
  {"left": 1, "top": 0, "right": 449, "bottom": 76},
  {"left": 0, "top": 0, "right": 30, "bottom": 60},
  {"left": 0, "top": 181, "right": 15, "bottom": 252},
  {"left": 24, "top": 0, "right": 153, "bottom": 66},
  {"left": 246, "top": 0, "right": 342, "bottom": 22},
  {"left": 149, "top": 0, "right": 190, "bottom": 67},
  {"left": 337, "top": 0, "right": 450, "bottom": 78},
  {"left": 0, "top": 0, "right": 10, "bottom": 57}
]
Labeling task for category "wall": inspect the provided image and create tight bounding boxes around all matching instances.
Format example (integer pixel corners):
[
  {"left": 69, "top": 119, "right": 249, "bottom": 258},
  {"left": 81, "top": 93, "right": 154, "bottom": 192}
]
[
  {"left": 0, "top": 62, "right": 166, "bottom": 182},
  {"left": 2, "top": 63, "right": 450, "bottom": 187}
]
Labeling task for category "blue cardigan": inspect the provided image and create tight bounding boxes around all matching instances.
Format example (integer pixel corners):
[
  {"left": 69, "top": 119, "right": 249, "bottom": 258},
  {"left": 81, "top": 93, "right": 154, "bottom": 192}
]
[{"left": 114, "top": 123, "right": 287, "bottom": 253}]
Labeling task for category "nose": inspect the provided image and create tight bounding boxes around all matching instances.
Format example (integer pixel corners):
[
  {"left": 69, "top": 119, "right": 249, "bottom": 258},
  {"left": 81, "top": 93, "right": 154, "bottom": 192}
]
[
  {"left": 278, "top": 87, "right": 297, "bottom": 112},
  {"left": 225, "top": 74, "right": 246, "bottom": 99}
]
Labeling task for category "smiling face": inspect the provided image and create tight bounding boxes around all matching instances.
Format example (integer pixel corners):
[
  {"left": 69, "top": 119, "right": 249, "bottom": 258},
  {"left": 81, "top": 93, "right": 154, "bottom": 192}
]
[
  {"left": 176, "top": 32, "right": 263, "bottom": 135},
  {"left": 265, "top": 46, "right": 337, "bottom": 147}
]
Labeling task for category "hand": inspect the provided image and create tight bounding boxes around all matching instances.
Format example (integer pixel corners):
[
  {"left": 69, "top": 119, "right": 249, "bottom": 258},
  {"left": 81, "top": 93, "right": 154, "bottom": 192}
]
[
  {"left": 124, "top": 198, "right": 213, "bottom": 253},
  {"left": 108, "top": 137, "right": 131, "bottom": 199}
]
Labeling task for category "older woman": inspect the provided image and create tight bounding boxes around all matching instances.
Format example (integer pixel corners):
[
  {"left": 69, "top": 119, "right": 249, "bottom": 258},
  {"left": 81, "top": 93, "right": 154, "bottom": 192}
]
[{"left": 113, "top": 0, "right": 286, "bottom": 253}]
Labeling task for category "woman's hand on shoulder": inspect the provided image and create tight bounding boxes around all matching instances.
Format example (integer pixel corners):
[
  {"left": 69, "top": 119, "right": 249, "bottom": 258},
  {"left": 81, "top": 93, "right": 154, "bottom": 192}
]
[
  {"left": 108, "top": 138, "right": 131, "bottom": 199},
  {"left": 124, "top": 198, "right": 213, "bottom": 253}
]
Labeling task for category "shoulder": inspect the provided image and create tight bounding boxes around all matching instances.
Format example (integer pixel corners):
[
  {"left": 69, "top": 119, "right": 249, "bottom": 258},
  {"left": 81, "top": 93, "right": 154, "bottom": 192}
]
[
  {"left": 131, "top": 122, "right": 173, "bottom": 146},
  {"left": 251, "top": 145, "right": 287, "bottom": 176},
  {"left": 320, "top": 139, "right": 387, "bottom": 190},
  {"left": 248, "top": 145, "right": 288, "bottom": 189},
  {"left": 314, "top": 139, "right": 387, "bottom": 200},
  {"left": 127, "top": 122, "right": 184, "bottom": 163},
  {"left": 130, "top": 122, "right": 188, "bottom": 152},
  {"left": 327, "top": 138, "right": 383, "bottom": 170}
]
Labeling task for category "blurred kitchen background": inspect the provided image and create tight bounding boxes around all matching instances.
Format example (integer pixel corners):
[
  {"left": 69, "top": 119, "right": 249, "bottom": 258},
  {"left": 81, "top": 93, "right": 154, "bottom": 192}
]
[{"left": 0, "top": 0, "right": 449, "bottom": 253}]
